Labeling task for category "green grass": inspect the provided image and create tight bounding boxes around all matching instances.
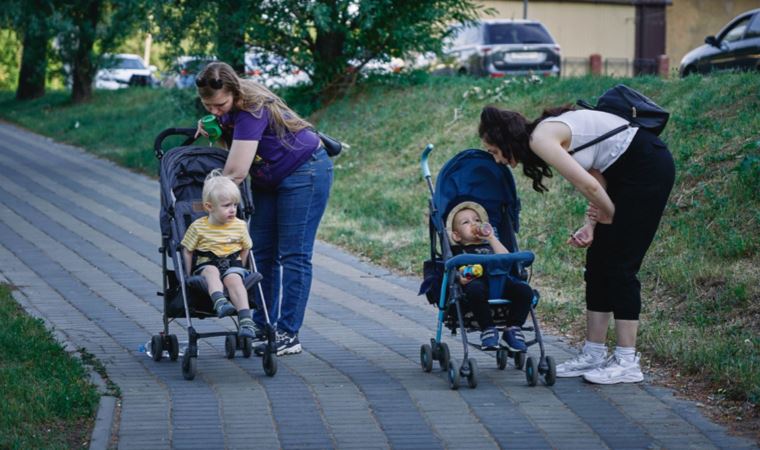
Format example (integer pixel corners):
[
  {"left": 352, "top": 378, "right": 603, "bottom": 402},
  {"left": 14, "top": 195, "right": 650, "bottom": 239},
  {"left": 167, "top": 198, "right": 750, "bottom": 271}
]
[
  {"left": 1, "top": 72, "right": 758, "bottom": 406},
  {"left": 0, "top": 284, "right": 100, "bottom": 449}
]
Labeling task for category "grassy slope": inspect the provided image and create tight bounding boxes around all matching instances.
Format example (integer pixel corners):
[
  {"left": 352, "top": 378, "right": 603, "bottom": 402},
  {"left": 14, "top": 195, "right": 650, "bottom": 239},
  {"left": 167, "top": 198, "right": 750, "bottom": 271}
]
[
  {"left": 0, "top": 284, "right": 99, "bottom": 448},
  {"left": 1, "top": 73, "right": 758, "bottom": 405}
]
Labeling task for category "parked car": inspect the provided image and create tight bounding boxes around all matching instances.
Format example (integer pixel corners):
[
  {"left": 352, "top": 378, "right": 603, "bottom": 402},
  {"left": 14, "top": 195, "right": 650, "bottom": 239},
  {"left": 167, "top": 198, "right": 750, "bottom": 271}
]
[
  {"left": 244, "top": 50, "right": 310, "bottom": 89},
  {"left": 169, "top": 56, "right": 216, "bottom": 89},
  {"left": 442, "top": 19, "right": 561, "bottom": 77},
  {"left": 679, "top": 8, "right": 760, "bottom": 77},
  {"left": 95, "top": 54, "right": 157, "bottom": 90}
]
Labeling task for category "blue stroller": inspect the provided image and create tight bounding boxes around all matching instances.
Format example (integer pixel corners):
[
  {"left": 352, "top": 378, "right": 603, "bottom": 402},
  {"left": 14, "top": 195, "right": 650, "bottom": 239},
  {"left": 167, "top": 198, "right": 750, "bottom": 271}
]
[
  {"left": 151, "top": 128, "right": 278, "bottom": 380},
  {"left": 418, "top": 145, "right": 556, "bottom": 389}
]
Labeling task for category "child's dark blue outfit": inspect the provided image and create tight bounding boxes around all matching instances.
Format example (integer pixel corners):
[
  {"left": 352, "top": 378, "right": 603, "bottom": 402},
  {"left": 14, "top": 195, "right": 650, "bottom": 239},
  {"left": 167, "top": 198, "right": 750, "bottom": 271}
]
[{"left": 453, "top": 243, "right": 533, "bottom": 350}]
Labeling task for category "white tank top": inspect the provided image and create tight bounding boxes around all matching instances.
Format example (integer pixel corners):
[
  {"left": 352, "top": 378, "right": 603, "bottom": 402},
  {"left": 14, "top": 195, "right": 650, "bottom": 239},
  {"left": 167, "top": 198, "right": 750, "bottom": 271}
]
[{"left": 542, "top": 110, "right": 639, "bottom": 172}]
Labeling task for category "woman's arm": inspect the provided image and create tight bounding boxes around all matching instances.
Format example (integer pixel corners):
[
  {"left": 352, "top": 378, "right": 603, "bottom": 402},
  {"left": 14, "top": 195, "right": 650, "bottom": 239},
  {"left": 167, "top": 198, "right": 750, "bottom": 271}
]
[
  {"left": 223, "top": 139, "right": 260, "bottom": 185},
  {"left": 530, "top": 122, "right": 615, "bottom": 223}
]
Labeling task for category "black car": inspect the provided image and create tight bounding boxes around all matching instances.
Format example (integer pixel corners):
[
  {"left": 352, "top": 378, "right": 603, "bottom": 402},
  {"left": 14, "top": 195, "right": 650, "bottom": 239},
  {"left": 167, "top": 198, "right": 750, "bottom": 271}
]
[
  {"left": 443, "top": 19, "right": 561, "bottom": 77},
  {"left": 679, "top": 8, "right": 760, "bottom": 77}
]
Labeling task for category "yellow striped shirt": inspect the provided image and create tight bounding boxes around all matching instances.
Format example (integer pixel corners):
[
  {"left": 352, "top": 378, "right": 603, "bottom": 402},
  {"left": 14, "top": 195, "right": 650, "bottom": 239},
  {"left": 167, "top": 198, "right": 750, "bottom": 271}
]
[{"left": 181, "top": 217, "right": 253, "bottom": 265}]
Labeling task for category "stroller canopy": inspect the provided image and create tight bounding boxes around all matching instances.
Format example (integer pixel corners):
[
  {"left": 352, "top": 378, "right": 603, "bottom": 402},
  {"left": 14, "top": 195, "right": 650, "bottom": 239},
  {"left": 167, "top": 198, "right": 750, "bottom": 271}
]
[{"left": 433, "top": 149, "right": 521, "bottom": 252}]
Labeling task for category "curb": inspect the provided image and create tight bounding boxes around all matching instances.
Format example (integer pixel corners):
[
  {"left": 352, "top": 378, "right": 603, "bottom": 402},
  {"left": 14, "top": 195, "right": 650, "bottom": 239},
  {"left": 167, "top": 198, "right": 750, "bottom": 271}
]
[{"left": 5, "top": 284, "right": 119, "bottom": 450}]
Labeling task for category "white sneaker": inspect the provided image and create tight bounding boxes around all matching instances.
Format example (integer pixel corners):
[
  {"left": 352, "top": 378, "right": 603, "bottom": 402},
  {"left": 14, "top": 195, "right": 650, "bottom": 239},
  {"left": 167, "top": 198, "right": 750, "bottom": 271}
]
[
  {"left": 583, "top": 353, "right": 644, "bottom": 384},
  {"left": 556, "top": 351, "right": 607, "bottom": 377}
]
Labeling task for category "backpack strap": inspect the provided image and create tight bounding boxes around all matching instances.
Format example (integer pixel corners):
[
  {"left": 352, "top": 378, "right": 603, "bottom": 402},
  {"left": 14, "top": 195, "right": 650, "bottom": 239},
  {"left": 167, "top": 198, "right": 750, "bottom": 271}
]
[{"left": 568, "top": 124, "right": 631, "bottom": 156}]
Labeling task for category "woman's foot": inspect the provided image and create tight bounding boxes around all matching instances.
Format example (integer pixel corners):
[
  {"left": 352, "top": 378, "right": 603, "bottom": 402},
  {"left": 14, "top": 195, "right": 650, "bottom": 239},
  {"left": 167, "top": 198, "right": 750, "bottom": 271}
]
[
  {"left": 556, "top": 351, "right": 607, "bottom": 377},
  {"left": 582, "top": 353, "right": 644, "bottom": 384}
]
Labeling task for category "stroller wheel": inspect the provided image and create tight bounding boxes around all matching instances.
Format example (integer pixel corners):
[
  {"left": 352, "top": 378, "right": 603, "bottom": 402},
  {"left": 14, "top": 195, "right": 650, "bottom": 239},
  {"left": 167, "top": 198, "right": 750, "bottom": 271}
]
[
  {"left": 543, "top": 355, "right": 556, "bottom": 386},
  {"left": 242, "top": 337, "right": 253, "bottom": 358},
  {"left": 151, "top": 335, "right": 164, "bottom": 362},
  {"left": 263, "top": 348, "right": 277, "bottom": 377},
  {"left": 525, "top": 356, "right": 538, "bottom": 387},
  {"left": 447, "top": 359, "right": 460, "bottom": 390},
  {"left": 496, "top": 349, "right": 508, "bottom": 370},
  {"left": 438, "top": 342, "right": 451, "bottom": 372},
  {"left": 466, "top": 358, "right": 479, "bottom": 389},
  {"left": 225, "top": 335, "right": 236, "bottom": 359},
  {"left": 181, "top": 352, "right": 197, "bottom": 380},
  {"left": 420, "top": 344, "right": 433, "bottom": 372},
  {"left": 514, "top": 351, "right": 526, "bottom": 370},
  {"left": 168, "top": 335, "right": 180, "bottom": 361}
]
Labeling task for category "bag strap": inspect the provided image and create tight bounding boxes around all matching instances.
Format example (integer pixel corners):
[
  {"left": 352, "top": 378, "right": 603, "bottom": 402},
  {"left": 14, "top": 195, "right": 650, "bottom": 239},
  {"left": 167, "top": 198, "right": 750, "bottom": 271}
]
[{"left": 568, "top": 124, "right": 630, "bottom": 156}]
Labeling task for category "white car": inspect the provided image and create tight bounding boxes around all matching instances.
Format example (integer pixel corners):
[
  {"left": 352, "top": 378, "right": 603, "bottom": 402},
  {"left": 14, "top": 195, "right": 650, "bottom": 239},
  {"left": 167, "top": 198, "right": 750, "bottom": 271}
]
[
  {"left": 244, "top": 51, "right": 310, "bottom": 89},
  {"left": 95, "top": 54, "right": 157, "bottom": 90}
]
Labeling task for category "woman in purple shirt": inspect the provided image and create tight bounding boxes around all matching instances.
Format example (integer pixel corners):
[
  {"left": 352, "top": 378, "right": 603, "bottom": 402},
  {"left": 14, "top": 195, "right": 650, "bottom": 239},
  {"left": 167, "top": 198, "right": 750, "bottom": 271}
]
[{"left": 195, "top": 62, "right": 333, "bottom": 356}]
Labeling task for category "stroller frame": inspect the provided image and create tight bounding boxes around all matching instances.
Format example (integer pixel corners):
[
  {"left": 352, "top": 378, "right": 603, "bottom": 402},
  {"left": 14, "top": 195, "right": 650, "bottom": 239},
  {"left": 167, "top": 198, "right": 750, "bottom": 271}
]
[
  {"left": 419, "top": 145, "right": 556, "bottom": 389},
  {"left": 151, "top": 128, "right": 279, "bottom": 380}
]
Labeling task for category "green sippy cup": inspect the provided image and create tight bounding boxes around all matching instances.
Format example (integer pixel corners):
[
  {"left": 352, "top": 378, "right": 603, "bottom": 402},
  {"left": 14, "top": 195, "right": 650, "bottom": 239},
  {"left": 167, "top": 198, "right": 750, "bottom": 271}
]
[{"left": 200, "top": 115, "right": 222, "bottom": 143}]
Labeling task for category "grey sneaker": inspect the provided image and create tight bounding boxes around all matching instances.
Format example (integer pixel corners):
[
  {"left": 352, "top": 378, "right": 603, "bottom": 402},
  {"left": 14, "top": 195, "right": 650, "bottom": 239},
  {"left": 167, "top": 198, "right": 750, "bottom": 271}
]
[
  {"left": 238, "top": 318, "right": 259, "bottom": 339},
  {"left": 213, "top": 297, "right": 236, "bottom": 318},
  {"left": 583, "top": 353, "right": 644, "bottom": 384},
  {"left": 556, "top": 351, "right": 607, "bottom": 377},
  {"left": 255, "top": 331, "right": 302, "bottom": 356}
]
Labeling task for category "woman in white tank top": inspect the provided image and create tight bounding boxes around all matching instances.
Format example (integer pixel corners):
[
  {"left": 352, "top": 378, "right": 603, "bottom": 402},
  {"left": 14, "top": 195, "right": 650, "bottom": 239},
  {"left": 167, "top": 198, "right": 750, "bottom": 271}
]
[{"left": 478, "top": 104, "right": 675, "bottom": 385}]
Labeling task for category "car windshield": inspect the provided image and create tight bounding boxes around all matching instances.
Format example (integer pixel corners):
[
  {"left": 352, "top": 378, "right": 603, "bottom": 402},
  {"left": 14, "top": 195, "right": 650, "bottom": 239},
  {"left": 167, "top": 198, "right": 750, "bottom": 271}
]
[
  {"left": 485, "top": 23, "right": 554, "bottom": 45},
  {"left": 105, "top": 57, "right": 145, "bottom": 70}
]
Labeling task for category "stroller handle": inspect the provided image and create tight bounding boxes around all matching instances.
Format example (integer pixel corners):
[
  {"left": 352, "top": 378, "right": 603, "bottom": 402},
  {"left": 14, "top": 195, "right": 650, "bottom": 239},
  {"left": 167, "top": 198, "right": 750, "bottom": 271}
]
[
  {"left": 154, "top": 127, "right": 200, "bottom": 160},
  {"left": 420, "top": 144, "right": 434, "bottom": 179}
]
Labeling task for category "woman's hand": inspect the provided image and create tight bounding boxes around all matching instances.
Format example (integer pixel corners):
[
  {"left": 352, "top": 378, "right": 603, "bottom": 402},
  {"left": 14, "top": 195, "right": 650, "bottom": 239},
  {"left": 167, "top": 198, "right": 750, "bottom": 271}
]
[
  {"left": 194, "top": 119, "right": 209, "bottom": 139},
  {"left": 587, "top": 203, "right": 614, "bottom": 224},
  {"left": 567, "top": 223, "right": 595, "bottom": 248}
]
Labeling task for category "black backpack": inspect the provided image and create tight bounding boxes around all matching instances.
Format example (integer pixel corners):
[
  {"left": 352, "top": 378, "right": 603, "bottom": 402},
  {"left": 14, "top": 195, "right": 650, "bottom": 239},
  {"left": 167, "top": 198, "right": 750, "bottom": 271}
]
[{"left": 570, "top": 84, "right": 670, "bottom": 155}]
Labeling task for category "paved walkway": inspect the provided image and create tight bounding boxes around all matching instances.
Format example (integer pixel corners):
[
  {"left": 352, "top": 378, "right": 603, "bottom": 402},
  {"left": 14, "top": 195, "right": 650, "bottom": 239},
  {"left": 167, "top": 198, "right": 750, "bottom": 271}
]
[{"left": 0, "top": 122, "right": 756, "bottom": 450}]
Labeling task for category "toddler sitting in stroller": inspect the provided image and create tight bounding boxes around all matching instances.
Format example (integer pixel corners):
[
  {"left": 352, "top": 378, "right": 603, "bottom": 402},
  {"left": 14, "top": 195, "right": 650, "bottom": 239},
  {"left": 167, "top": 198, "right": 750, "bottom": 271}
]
[
  {"left": 181, "top": 169, "right": 257, "bottom": 339},
  {"left": 447, "top": 201, "right": 534, "bottom": 351}
]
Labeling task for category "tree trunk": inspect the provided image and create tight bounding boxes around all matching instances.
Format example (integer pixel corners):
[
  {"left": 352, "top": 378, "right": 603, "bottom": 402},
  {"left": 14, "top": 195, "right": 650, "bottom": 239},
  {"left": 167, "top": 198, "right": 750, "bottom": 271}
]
[
  {"left": 16, "top": 20, "right": 49, "bottom": 100},
  {"left": 70, "top": 0, "right": 101, "bottom": 103},
  {"left": 313, "top": 29, "right": 348, "bottom": 96}
]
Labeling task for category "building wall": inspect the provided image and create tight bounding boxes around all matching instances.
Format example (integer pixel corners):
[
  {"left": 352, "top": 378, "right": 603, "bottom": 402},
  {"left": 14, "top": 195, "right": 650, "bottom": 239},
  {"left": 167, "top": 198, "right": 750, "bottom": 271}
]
[
  {"left": 480, "top": 1, "right": 637, "bottom": 60},
  {"left": 667, "top": 0, "right": 760, "bottom": 67}
]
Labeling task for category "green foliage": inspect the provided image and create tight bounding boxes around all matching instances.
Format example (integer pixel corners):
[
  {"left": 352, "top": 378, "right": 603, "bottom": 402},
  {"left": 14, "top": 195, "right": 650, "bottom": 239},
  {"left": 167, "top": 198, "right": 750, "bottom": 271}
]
[
  {"left": 0, "top": 29, "right": 20, "bottom": 90},
  {"left": 0, "top": 284, "right": 99, "bottom": 449},
  {"left": 0, "top": 72, "right": 758, "bottom": 406},
  {"left": 154, "top": 0, "right": 485, "bottom": 90}
]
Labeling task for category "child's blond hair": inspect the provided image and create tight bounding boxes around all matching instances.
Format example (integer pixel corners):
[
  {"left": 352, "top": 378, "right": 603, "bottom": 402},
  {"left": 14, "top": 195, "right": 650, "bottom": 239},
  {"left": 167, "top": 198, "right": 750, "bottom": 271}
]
[{"left": 202, "top": 169, "right": 241, "bottom": 205}]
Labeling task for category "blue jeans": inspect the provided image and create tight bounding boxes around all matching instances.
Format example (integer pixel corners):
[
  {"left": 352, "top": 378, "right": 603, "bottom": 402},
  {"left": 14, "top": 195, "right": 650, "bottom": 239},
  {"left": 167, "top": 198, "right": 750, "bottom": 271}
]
[{"left": 251, "top": 148, "right": 333, "bottom": 334}]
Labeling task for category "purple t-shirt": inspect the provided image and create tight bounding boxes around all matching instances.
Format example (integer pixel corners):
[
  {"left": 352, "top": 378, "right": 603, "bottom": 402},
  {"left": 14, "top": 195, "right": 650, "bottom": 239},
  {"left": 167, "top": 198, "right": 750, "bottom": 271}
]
[{"left": 220, "top": 108, "right": 319, "bottom": 189}]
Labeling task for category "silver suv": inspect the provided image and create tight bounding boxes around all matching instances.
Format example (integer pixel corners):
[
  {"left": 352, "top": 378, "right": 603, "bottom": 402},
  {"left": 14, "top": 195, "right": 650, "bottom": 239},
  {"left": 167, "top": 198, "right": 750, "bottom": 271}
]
[{"left": 444, "top": 19, "right": 561, "bottom": 77}]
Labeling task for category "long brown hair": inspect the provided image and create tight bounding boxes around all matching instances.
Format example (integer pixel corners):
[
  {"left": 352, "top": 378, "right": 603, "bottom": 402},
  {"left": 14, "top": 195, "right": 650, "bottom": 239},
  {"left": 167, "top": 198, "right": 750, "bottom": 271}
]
[
  {"left": 196, "top": 62, "right": 312, "bottom": 140},
  {"left": 478, "top": 105, "right": 574, "bottom": 192}
]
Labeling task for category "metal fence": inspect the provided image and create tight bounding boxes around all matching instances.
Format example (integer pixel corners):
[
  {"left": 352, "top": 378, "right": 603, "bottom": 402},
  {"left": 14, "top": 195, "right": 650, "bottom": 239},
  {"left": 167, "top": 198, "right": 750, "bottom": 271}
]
[{"left": 561, "top": 57, "right": 658, "bottom": 78}]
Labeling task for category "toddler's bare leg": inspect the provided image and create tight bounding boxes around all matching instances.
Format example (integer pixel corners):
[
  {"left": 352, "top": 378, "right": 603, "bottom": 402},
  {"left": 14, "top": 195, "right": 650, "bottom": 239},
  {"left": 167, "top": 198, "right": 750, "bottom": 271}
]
[
  {"left": 223, "top": 275, "right": 248, "bottom": 311},
  {"left": 201, "top": 266, "right": 224, "bottom": 295}
]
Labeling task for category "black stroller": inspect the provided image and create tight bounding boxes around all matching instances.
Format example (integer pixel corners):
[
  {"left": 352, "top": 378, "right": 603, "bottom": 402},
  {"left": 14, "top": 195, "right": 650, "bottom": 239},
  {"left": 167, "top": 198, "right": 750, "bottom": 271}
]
[
  {"left": 151, "top": 128, "right": 278, "bottom": 380},
  {"left": 418, "top": 145, "right": 556, "bottom": 389}
]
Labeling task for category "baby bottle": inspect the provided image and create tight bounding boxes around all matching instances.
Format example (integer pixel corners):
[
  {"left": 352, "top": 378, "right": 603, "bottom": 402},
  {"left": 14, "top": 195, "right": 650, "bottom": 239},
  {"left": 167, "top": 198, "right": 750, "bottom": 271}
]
[
  {"left": 201, "top": 115, "right": 222, "bottom": 143},
  {"left": 476, "top": 223, "right": 493, "bottom": 237}
]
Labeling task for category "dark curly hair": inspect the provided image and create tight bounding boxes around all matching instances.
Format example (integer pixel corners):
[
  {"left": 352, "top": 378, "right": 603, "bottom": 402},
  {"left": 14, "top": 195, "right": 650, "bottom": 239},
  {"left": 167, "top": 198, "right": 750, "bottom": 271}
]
[{"left": 478, "top": 104, "right": 574, "bottom": 193}]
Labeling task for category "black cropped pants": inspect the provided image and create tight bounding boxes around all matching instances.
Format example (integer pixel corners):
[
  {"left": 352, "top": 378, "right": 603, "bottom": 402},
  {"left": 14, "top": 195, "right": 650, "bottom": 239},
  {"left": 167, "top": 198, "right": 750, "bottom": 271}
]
[{"left": 585, "top": 129, "right": 675, "bottom": 320}]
